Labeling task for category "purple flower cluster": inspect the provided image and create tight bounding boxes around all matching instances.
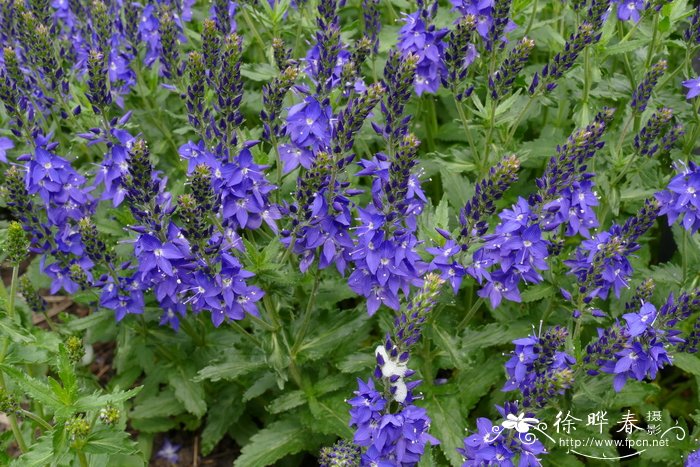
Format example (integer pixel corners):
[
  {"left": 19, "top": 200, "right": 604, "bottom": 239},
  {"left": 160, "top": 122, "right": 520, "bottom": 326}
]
[
  {"left": 566, "top": 198, "right": 660, "bottom": 302},
  {"left": 397, "top": 9, "right": 448, "bottom": 95},
  {"left": 586, "top": 289, "right": 700, "bottom": 392},
  {"left": 593, "top": 303, "right": 671, "bottom": 391},
  {"left": 503, "top": 326, "right": 576, "bottom": 408},
  {"left": 459, "top": 401, "right": 545, "bottom": 466},
  {"left": 180, "top": 141, "right": 278, "bottom": 231},
  {"left": 88, "top": 139, "right": 265, "bottom": 328},
  {"left": 348, "top": 275, "right": 443, "bottom": 465},
  {"left": 16, "top": 138, "right": 95, "bottom": 294},
  {"left": 616, "top": 0, "right": 645, "bottom": 22},
  {"left": 348, "top": 379, "right": 439, "bottom": 466},
  {"left": 279, "top": 97, "right": 333, "bottom": 173},
  {"left": 281, "top": 151, "right": 356, "bottom": 273},
  {"left": 350, "top": 134, "right": 427, "bottom": 315},
  {"left": 450, "top": 0, "right": 516, "bottom": 40},
  {"left": 428, "top": 155, "right": 520, "bottom": 293},
  {"left": 475, "top": 198, "right": 550, "bottom": 308},
  {"left": 686, "top": 448, "right": 700, "bottom": 467},
  {"left": 656, "top": 161, "right": 700, "bottom": 234}
]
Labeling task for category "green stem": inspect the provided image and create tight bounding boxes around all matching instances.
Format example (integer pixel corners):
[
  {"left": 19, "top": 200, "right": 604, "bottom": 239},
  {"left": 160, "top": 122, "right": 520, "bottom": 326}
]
[
  {"left": 453, "top": 97, "right": 478, "bottom": 157},
  {"left": 230, "top": 321, "right": 262, "bottom": 347},
  {"left": 457, "top": 297, "right": 484, "bottom": 331},
  {"left": 684, "top": 97, "right": 700, "bottom": 154},
  {"left": 644, "top": 14, "right": 660, "bottom": 71},
  {"left": 423, "top": 97, "right": 437, "bottom": 153},
  {"left": 524, "top": 0, "right": 539, "bottom": 37},
  {"left": 241, "top": 6, "right": 268, "bottom": 59},
  {"left": 582, "top": 46, "right": 591, "bottom": 111},
  {"left": 682, "top": 229, "right": 689, "bottom": 282},
  {"left": 482, "top": 99, "right": 498, "bottom": 171},
  {"left": 0, "top": 266, "right": 28, "bottom": 453},
  {"left": 19, "top": 409, "right": 52, "bottom": 431},
  {"left": 8, "top": 266, "right": 18, "bottom": 321},
  {"left": 616, "top": 113, "right": 634, "bottom": 149},
  {"left": 291, "top": 267, "right": 320, "bottom": 356},
  {"left": 504, "top": 91, "right": 538, "bottom": 147},
  {"left": 77, "top": 450, "right": 89, "bottom": 467},
  {"left": 618, "top": 11, "right": 648, "bottom": 44}
]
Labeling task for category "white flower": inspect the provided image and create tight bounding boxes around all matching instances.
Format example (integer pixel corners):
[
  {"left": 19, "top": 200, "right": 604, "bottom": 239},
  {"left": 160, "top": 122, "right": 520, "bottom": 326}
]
[{"left": 375, "top": 345, "right": 408, "bottom": 379}]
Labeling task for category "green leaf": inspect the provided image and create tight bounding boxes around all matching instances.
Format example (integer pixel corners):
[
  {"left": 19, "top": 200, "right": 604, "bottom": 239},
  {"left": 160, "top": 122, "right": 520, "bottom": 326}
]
[
  {"left": 430, "top": 324, "right": 467, "bottom": 370},
  {"left": 0, "top": 318, "right": 35, "bottom": 343},
  {"left": 521, "top": 284, "right": 556, "bottom": 303},
  {"left": 170, "top": 370, "right": 207, "bottom": 417},
  {"left": 130, "top": 389, "right": 184, "bottom": 420},
  {"left": 267, "top": 390, "right": 306, "bottom": 414},
  {"left": 201, "top": 390, "right": 244, "bottom": 456},
  {"left": 240, "top": 64, "right": 279, "bottom": 82},
  {"left": 673, "top": 353, "right": 700, "bottom": 376},
  {"left": 234, "top": 419, "right": 311, "bottom": 467},
  {"left": 299, "top": 310, "right": 371, "bottom": 362},
  {"left": 457, "top": 356, "right": 503, "bottom": 412},
  {"left": 336, "top": 353, "right": 374, "bottom": 373},
  {"left": 424, "top": 391, "right": 466, "bottom": 466},
  {"left": 75, "top": 387, "right": 142, "bottom": 412},
  {"left": 83, "top": 428, "right": 139, "bottom": 455},
  {"left": 306, "top": 392, "right": 354, "bottom": 438},
  {"left": 0, "top": 364, "right": 62, "bottom": 410},
  {"left": 195, "top": 354, "right": 265, "bottom": 382},
  {"left": 243, "top": 372, "right": 276, "bottom": 401},
  {"left": 599, "top": 39, "right": 646, "bottom": 59},
  {"left": 461, "top": 321, "right": 533, "bottom": 353},
  {"left": 11, "top": 433, "right": 56, "bottom": 467}
]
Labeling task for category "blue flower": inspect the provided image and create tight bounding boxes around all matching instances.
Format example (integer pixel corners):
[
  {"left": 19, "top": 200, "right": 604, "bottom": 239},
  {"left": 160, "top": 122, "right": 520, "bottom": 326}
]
[
  {"left": 682, "top": 76, "right": 700, "bottom": 99},
  {"left": 397, "top": 11, "right": 448, "bottom": 95},
  {"left": 156, "top": 438, "right": 181, "bottom": 464},
  {"left": 0, "top": 137, "right": 13, "bottom": 162},
  {"left": 623, "top": 302, "right": 657, "bottom": 337},
  {"left": 656, "top": 161, "right": 700, "bottom": 234},
  {"left": 285, "top": 97, "right": 333, "bottom": 150},
  {"left": 617, "top": 0, "right": 644, "bottom": 22},
  {"left": 459, "top": 402, "right": 546, "bottom": 466},
  {"left": 605, "top": 339, "right": 671, "bottom": 392},
  {"left": 686, "top": 448, "right": 700, "bottom": 466}
]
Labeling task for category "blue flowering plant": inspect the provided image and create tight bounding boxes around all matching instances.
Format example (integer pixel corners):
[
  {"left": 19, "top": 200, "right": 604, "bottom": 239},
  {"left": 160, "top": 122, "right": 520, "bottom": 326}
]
[{"left": 1, "top": 0, "right": 700, "bottom": 465}]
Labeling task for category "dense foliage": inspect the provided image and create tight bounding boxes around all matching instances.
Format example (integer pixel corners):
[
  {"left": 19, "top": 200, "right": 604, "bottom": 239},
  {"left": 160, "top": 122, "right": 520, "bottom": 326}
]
[{"left": 0, "top": 0, "right": 699, "bottom": 465}]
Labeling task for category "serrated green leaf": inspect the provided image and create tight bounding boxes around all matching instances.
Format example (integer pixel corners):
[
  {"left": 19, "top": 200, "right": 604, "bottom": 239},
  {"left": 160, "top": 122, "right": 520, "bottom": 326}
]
[
  {"left": 267, "top": 389, "right": 306, "bottom": 414},
  {"left": 424, "top": 392, "right": 465, "bottom": 466},
  {"left": 201, "top": 390, "right": 244, "bottom": 456},
  {"left": 431, "top": 324, "right": 467, "bottom": 370},
  {"left": 0, "top": 318, "right": 35, "bottom": 343},
  {"left": 194, "top": 354, "right": 265, "bottom": 382},
  {"left": 521, "top": 284, "right": 556, "bottom": 303},
  {"left": 75, "top": 387, "right": 142, "bottom": 412},
  {"left": 83, "top": 429, "right": 139, "bottom": 455},
  {"left": 674, "top": 353, "right": 700, "bottom": 376},
  {"left": 234, "top": 419, "right": 311, "bottom": 467},
  {"left": 130, "top": 389, "right": 184, "bottom": 420},
  {"left": 170, "top": 370, "right": 207, "bottom": 417},
  {"left": 336, "top": 353, "right": 374, "bottom": 373},
  {"left": 306, "top": 393, "right": 353, "bottom": 437},
  {"left": 0, "top": 364, "right": 62, "bottom": 409},
  {"left": 599, "top": 39, "right": 646, "bottom": 59}
]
